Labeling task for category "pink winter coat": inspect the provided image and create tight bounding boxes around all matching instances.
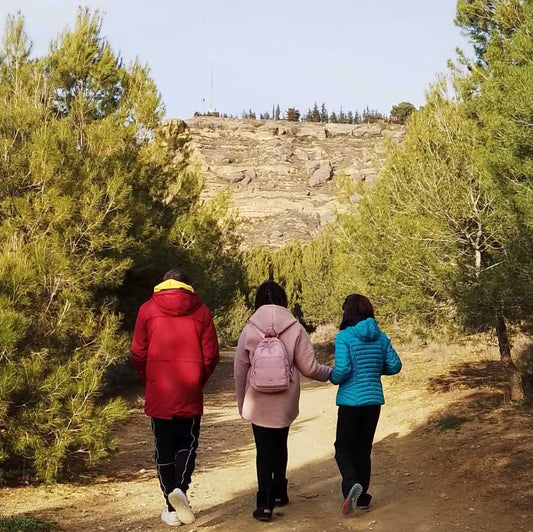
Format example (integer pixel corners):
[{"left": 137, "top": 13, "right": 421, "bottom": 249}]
[{"left": 234, "top": 304, "right": 332, "bottom": 428}]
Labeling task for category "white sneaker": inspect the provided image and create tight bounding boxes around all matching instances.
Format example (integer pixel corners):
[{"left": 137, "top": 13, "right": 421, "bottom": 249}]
[
  {"left": 168, "top": 488, "right": 195, "bottom": 525},
  {"left": 161, "top": 509, "right": 181, "bottom": 527}
]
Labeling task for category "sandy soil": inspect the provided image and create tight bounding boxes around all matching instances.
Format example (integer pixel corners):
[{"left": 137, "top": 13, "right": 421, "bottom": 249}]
[{"left": 1, "top": 345, "right": 532, "bottom": 532}]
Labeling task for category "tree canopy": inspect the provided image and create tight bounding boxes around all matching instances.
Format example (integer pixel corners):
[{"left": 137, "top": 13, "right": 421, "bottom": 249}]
[{"left": 0, "top": 10, "right": 243, "bottom": 482}]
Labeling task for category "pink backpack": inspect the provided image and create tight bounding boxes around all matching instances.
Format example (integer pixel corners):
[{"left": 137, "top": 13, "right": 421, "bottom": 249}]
[{"left": 249, "top": 323, "right": 293, "bottom": 393}]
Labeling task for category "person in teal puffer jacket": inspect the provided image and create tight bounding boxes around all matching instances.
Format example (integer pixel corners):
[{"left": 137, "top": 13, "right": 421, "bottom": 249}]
[{"left": 330, "top": 293, "right": 402, "bottom": 515}]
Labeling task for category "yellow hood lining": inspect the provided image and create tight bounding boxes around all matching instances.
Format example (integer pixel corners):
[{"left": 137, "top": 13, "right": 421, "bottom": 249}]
[{"left": 154, "top": 279, "right": 194, "bottom": 293}]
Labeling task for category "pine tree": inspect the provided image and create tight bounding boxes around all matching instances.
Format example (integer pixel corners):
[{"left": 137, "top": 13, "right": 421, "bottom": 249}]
[
  {"left": 311, "top": 102, "right": 320, "bottom": 122},
  {"left": 271, "top": 242, "right": 304, "bottom": 316},
  {"left": 244, "top": 247, "right": 273, "bottom": 305},
  {"left": 338, "top": 107, "right": 346, "bottom": 123},
  {"left": 0, "top": 9, "right": 242, "bottom": 482},
  {"left": 390, "top": 102, "right": 416, "bottom": 124},
  {"left": 320, "top": 103, "right": 328, "bottom": 122},
  {"left": 300, "top": 236, "right": 339, "bottom": 326},
  {"left": 286, "top": 107, "right": 300, "bottom": 121},
  {"left": 275, "top": 104, "right": 281, "bottom": 120},
  {"left": 337, "top": 73, "right": 533, "bottom": 399}
]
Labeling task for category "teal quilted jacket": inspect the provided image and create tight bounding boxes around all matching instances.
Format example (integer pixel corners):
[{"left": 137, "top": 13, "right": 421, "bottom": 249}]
[{"left": 330, "top": 318, "right": 402, "bottom": 406}]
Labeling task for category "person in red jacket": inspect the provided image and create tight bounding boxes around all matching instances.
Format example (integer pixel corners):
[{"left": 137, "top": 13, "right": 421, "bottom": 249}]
[{"left": 131, "top": 268, "right": 220, "bottom": 527}]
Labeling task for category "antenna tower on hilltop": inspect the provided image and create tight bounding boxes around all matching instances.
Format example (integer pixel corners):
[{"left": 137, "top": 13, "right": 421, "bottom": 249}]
[{"left": 209, "top": 66, "right": 215, "bottom": 113}]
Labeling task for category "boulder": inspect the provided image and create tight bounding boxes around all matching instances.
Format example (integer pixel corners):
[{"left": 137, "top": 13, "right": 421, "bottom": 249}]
[
  {"left": 324, "top": 123, "right": 354, "bottom": 138},
  {"left": 222, "top": 171, "right": 245, "bottom": 183},
  {"left": 307, "top": 148, "right": 323, "bottom": 161},
  {"left": 294, "top": 148, "right": 310, "bottom": 161},
  {"left": 305, "top": 160, "right": 321, "bottom": 172},
  {"left": 294, "top": 124, "right": 325, "bottom": 138},
  {"left": 244, "top": 169, "right": 257, "bottom": 180},
  {"left": 213, "top": 154, "right": 234, "bottom": 164},
  {"left": 161, "top": 118, "right": 188, "bottom": 137},
  {"left": 308, "top": 165, "right": 332, "bottom": 186},
  {"left": 275, "top": 145, "right": 293, "bottom": 160}
]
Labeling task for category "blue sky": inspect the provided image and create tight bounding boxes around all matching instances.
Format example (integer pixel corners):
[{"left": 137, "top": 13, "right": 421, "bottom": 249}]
[{"left": 2, "top": 1, "right": 471, "bottom": 119}]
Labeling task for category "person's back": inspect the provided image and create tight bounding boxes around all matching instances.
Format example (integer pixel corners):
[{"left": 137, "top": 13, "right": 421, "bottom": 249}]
[
  {"left": 234, "top": 280, "right": 331, "bottom": 522},
  {"left": 235, "top": 303, "right": 330, "bottom": 427},
  {"left": 132, "top": 279, "right": 219, "bottom": 418},
  {"left": 329, "top": 293, "right": 401, "bottom": 516},
  {"left": 331, "top": 317, "right": 401, "bottom": 406},
  {"left": 131, "top": 269, "right": 219, "bottom": 527}
]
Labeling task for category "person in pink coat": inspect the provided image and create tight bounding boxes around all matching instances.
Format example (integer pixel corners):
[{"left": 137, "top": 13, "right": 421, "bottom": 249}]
[{"left": 234, "top": 280, "right": 332, "bottom": 522}]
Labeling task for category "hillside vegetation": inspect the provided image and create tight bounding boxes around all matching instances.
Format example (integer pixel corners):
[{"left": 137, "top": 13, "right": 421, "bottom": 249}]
[{"left": 242, "top": 0, "right": 533, "bottom": 402}]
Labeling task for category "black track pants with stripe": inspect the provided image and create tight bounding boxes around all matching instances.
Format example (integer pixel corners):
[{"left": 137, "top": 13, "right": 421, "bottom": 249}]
[{"left": 151, "top": 416, "right": 201, "bottom": 510}]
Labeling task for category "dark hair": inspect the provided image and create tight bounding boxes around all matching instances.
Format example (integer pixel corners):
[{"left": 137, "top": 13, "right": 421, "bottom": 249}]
[
  {"left": 339, "top": 293, "right": 375, "bottom": 330},
  {"left": 254, "top": 280, "right": 288, "bottom": 310},
  {"left": 163, "top": 268, "right": 190, "bottom": 284}
]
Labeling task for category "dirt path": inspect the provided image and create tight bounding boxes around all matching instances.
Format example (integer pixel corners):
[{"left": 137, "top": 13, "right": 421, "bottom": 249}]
[{"left": 1, "top": 347, "right": 532, "bottom": 531}]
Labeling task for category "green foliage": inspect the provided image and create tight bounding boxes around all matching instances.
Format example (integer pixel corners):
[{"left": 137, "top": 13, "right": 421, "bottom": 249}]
[
  {"left": 325, "top": 2, "right": 533, "bottom": 397},
  {"left": 453, "top": 1, "right": 533, "bottom": 329},
  {"left": 320, "top": 103, "right": 328, "bottom": 122},
  {"left": 271, "top": 242, "right": 304, "bottom": 314},
  {"left": 311, "top": 102, "right": 321, "bottom": 122},
  {"left": 390, "top": 101, "right": 416, "bottom": 124},
  {"left": 361, "top": 106, "right": 385, "bottom": 123},
  {"left": 0, "top": 515, "right": 56, "bottom": 532},
  {"left": 242, "top": 236, "right": 342, "bottom": 329},
  {"left": 300, "top": 235, "right": 341, "bottom": 327},
  {"left": 169, "top": 192, "right": 246, "bottom": 344},
  {"left": 243, "top": 247, "right": 273, "bottom": 299},
  {"left": 0, "top": 9, "right": 244, "bottom": 482},
  {"left": 334, "top": 79, "right": 533, "bottom": 337},
  {"left": 335, "top": 91, "right": 463, "bottom": 332},
  {"left": 243, "top": 244, "right": 304, "bottom": 321},
  {"left": 286, "top": 107, "right": 300, "bottom": 122},
  {"left": 455, "top": 0, "right": 526, "bottom": 62}
]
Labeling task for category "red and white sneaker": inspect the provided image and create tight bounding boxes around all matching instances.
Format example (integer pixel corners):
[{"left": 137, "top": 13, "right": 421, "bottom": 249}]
[{"left": 342, "top": 483, "right": 363, "bottom": 515}]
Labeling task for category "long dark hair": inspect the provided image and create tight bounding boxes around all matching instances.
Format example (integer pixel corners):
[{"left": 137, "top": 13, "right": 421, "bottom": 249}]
[
  {"left": 254, "top": 280, "right": 288, "bottom": 310},
  {"left": 339, "top": 293, "right": 375, "bottom": 330}
]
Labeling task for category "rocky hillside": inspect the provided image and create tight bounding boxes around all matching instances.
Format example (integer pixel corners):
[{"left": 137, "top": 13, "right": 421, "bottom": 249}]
[{"left": 183, "top": 117, "right": 405, "bottom": 249}]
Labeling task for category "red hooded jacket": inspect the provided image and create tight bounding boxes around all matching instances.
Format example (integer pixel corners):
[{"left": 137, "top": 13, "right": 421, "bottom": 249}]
[{"left": 131, "top": 281, "right": 220, "bottom": 419}]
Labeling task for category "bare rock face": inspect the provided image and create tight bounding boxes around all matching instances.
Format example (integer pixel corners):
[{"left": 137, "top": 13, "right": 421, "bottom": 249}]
[{"left": 184, "top": 117, "right": 405, "bottom": 249}]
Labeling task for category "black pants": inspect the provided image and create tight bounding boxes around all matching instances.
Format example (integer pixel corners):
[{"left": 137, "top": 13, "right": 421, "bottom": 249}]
[
  {"left": 334, "top": 405, "right": 381, "bottom": 499},
  {"left": 151, "top": 416, "right": 201, "bottom": 511},
  {"left": 252, "top": 424, "right": 290, "bottom": 497}
]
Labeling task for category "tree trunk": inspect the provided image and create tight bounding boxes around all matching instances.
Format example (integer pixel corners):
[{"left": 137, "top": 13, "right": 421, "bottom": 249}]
[{"left": 495, "top": 312, "right": 525, "bottom": 401}]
